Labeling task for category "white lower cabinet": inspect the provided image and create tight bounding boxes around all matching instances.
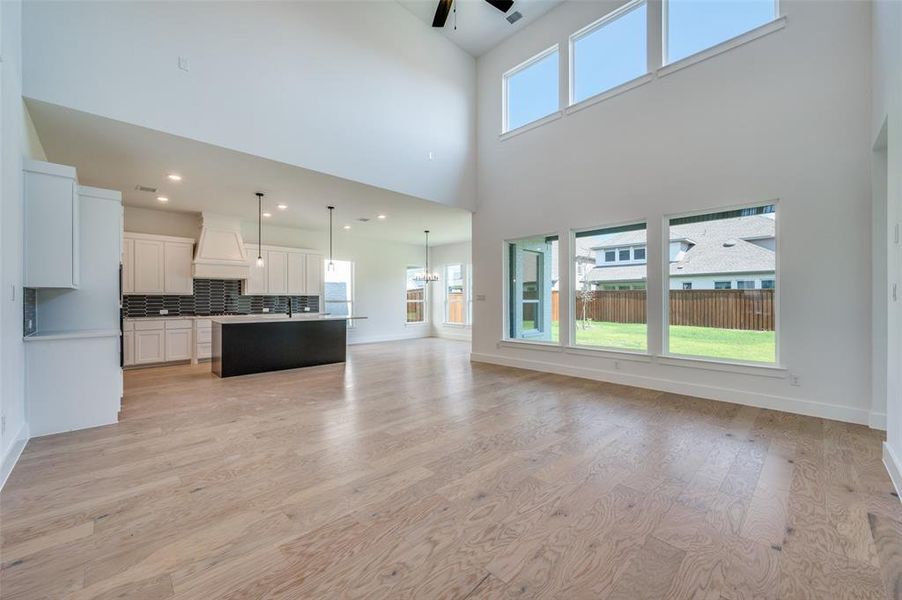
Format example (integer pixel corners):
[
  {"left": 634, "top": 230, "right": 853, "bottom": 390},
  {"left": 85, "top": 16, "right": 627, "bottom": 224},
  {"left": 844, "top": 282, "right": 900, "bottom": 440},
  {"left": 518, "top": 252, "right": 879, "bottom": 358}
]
[
  {"left": 134, "top": 328, "right": 165, "bottom": 364},
  {"left": 126, "top": 318, "right": 194, "bottom": 366},
  {"left": 194, "top": 319, "right": 212, "bottom": 361}
]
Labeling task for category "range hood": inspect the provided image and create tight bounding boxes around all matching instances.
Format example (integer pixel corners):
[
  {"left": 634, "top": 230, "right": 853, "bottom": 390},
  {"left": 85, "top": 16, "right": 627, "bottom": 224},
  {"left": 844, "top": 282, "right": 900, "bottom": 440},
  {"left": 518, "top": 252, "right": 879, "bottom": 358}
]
[{"left": 193, "top": 212, "right": 250, "bottom": 279}]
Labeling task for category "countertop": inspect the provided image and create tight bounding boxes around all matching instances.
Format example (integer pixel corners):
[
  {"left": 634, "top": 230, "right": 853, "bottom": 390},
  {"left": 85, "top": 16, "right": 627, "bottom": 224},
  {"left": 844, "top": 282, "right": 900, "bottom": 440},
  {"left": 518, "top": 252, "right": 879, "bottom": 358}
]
[
  {"left": 211, "top": 315, "right": 366, "bottom": 325},
  {"left": 124, "top": 313, "right": 325, "bottom": 321},
  {"left": 25, "top": 329, "right": 121, "bottom": 342}
]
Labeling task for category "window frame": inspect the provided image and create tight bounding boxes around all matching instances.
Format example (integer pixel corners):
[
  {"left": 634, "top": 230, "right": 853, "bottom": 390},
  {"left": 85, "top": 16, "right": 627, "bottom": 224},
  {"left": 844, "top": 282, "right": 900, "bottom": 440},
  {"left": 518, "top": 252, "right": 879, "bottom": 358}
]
[
  {"left": 323, "top": 258, "right": 355, "bottom": 328},
  {"left": 502, "top": 44, "right": 560, "bottom": 134},
  {"left": 662, "top": 200, "right": 780, "bottom": 367},
  {"left": 568, "top": 0, "right": 649, "bottom": 107},
  {"left": 570, "top": 220, "right": 650, "bottom": 354},
  {"left": 662, "top": 0, "right": 780, "bottom": 67},
  {"left": 443, "top": 263, "right": 466, "bottom": 326},
  {"left": 405, "top": 266, "right": 427, "bottom": 325}
]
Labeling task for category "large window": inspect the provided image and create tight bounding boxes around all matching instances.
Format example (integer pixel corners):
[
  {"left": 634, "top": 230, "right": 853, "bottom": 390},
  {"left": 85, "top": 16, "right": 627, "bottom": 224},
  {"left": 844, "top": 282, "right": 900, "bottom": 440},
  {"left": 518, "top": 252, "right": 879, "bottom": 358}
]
[
  {"left": 445, "top": 264, "right": 465, "bottom": 325},
  {"left": 507, "top": 235, "right": 559, "bottom": 342},
  {"left": 665, "top": 0, "right": 777, "bottom": 64},
  {"left": 503, "top": 46, "right": 559, "bottom": 132},
  {"left": 667, "top": 204, "right": 776, "bottom": 364},
  {"left": 324, "top": 259, "right": 354, "bottom": 320},
  {"left": 573, "top": 223, "right": 647, "bottom": 351},
  {"left": 406, "top": 267, "right": 426, "bottom": 324},
  {"left": 571, "top": 0, "right": 647, "bottom": 105}
]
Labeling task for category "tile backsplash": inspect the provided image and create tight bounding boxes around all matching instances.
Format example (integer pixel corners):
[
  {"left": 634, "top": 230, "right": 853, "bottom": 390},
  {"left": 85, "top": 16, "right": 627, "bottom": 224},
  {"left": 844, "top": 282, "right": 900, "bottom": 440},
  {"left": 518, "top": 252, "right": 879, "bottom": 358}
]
[
  {"left": 23, "top": 287, "right": 37, "bottom": 336},
  {"left": 122, "top": 279, "right": 319, "bottom": 318}
]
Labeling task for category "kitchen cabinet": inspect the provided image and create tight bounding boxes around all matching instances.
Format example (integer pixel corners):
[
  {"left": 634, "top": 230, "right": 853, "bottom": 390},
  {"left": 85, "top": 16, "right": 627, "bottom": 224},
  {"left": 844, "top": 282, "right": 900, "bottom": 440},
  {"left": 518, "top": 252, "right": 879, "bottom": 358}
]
[
  {"left": 133, "top": 239, "right": 164, "bottom": 294},
  {"left": 123, "top": 331, "right": 134, "bottom": 366},
  {"left": 122, "top": 238, "right": 134, "bottom": 294},
  {"left": 124, "top": 233, "right": 195, "bottom": 295},
  {"left": 194, "top": 319, "right": 212, "bottom": 362},
  {"left": 266, "top": 250, "right": 288, "bottom": 295},
  {"left": 287, "top": 252, "right": 306, "bottom": 295},
  {"left": 244, "top": 245, "right": 322, "bottom": 296},
  {"left": 24, "top": 160, "right": 80, "bottom": 288},
  {"left": 134, "top": 325, "right": 165, "bottom": 364},
  {"left": 305, "top": 254, "right": 324, "bottom": 296},
  {"left": 164, "top": 320, "right": 193, "bottom": 361}
]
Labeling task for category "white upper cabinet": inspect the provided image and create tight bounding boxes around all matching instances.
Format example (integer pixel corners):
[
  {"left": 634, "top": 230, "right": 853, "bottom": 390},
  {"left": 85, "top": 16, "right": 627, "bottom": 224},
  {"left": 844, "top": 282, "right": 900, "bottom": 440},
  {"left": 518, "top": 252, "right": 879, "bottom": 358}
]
[
  {"left": 305, "top": 254, "right": 324, "bottom": 296},
  {"left": 164, "top": 241, "right": 194, "bottom": 295},
  {"left": 287, "top": 252, "right": 306, "bottom": 295},
  {"left": 266, "top": 250, "right": 288, "bottom": 295},
  {"left": 24, "top": 160, "right": 80, "bottom": 288},
  {"left": 124, "top": 233, "right": 195, "bottom": 295},
  {"left": 244, "top": 245, "right": 322, "bottom": 296}
]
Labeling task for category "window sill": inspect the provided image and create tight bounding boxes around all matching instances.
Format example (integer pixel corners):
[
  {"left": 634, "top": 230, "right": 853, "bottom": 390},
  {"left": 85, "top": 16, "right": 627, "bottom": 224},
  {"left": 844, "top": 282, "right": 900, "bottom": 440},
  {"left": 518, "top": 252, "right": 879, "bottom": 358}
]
[
  {"left": 658, "top": 16, "right": 787, "bottom": 78},
  {"left": 657, "top": 354, "right": 787, "bottom": 379},
  {"left": 566, "top": 73, "right": 654, "bottom": 116},
  {"left": 500, "top": 111, "right": 563, "bottom": 141},
  {"left": 441, "top": 322, "right": 468, "bottom": 329},
  {"left": 498, "top": 339, "right": 563, "bottom": 352},
  {"left": 405, "top": 321, "right": 428, "bottom": 327},
  {"left": 565, "top": 345, "right": 652, "bottom": 362}
]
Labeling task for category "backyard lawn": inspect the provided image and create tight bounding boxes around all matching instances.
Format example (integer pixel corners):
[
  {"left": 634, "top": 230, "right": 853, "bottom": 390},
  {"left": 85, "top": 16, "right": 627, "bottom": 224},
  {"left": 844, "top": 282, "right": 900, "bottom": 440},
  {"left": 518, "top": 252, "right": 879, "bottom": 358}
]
[{"left": 559, "top": 321, "right": 776, "bottom": 363}]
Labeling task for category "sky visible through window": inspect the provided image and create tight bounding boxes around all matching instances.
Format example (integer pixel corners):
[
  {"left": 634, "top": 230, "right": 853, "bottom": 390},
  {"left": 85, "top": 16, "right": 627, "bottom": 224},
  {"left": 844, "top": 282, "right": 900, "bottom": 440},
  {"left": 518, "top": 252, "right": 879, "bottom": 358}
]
[
  {"left": 666, "top": 0, "right": 775, "bottom": 63},
  {"left": 506, "top": 49, "right": 558, "bottom": 131},
  {"left": 573, "top": 2, "right": 647, "bottom": 104}
]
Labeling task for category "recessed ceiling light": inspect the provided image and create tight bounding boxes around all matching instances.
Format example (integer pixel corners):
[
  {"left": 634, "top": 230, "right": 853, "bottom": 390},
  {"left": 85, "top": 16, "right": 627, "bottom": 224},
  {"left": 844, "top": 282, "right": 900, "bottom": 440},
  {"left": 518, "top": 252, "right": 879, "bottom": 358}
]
[
  {"left": 156, "top": 196, "right": 169, "bottom": 202},
  {"left": 377, "top": 214, "right": 387, "bottom": 220},
  {"left": 343, "top": 225, "right": 351, "bottom": 230},
  {"left": 167, "top": 174, "right": 182, "bottom": 181},
  {"left": 263, "top": 212, "right": 272, "bottom": 218},
  {"left": 277, "top": 204, "right": 287, "bottom": 210}
]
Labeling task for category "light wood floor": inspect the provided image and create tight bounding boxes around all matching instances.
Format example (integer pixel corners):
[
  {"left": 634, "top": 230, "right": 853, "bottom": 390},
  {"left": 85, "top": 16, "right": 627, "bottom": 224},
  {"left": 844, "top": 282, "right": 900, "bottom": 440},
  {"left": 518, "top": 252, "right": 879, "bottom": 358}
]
[{"left": 1, "top": 338, "right": 901, "bottom": 599}]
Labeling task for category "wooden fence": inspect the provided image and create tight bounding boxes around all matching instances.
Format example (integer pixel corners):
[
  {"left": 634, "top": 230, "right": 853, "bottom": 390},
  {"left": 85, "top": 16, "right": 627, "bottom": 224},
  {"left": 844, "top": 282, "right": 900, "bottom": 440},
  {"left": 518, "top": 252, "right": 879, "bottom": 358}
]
[{"left": 553, "top": 289, "right": 774, "bottom": 331}]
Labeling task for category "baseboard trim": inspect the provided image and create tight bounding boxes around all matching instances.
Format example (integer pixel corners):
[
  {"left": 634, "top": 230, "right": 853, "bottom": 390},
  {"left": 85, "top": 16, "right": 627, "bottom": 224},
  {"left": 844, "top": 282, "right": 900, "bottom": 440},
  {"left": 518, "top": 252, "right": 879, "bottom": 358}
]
[
  {"left": 470, "top": 351, "right": 870, "bottom": 426},
  {"left": 1, "top": 423, "right": 30, "bottom": 491},
  {"left": 883, "top": 443, "right": 902, "bottom": 501},
  {"left": 870, "top": 411, "right": 887, "bottom": 431},
  {"left": 348, "top": 332, "right": 430, "bottom": 345}
]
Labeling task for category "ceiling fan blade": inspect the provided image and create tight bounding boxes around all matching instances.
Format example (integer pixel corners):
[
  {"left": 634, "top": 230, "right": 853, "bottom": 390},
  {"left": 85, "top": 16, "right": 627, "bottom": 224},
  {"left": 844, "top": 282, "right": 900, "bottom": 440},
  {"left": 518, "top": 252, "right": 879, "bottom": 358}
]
[
  {"left": 484, "top": 0, "right": 515, "bottom": 13},
  {"left": 432, "top": 0, "right": 453, "bottom": 27}
]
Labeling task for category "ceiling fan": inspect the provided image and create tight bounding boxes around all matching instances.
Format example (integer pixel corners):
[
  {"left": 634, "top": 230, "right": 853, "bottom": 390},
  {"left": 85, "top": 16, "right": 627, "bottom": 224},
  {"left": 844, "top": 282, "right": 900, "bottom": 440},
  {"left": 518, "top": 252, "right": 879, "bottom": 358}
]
[{"left": 432, "top": 0, "right": 515, "bottom": 27}]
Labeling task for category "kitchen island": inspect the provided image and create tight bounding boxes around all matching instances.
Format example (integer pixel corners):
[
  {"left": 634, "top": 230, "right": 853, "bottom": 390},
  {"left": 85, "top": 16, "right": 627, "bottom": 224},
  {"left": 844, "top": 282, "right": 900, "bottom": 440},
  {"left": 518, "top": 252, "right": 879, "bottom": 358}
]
[{"left": 211, "top": 315, "right": 364, "bottom": 377}]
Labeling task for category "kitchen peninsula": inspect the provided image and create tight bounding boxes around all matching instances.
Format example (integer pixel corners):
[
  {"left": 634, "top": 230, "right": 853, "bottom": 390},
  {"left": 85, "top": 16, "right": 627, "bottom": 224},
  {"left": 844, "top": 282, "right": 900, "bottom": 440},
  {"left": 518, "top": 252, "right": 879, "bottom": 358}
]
[{"left": 211, "top": 315, "right": 364, "bottom": 377}]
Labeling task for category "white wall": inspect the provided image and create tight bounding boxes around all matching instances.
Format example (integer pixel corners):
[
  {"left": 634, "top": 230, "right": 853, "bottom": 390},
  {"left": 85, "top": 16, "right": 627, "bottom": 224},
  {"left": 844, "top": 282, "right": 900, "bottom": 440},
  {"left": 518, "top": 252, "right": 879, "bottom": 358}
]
[
  {"left": 429, "top": 241, "right": 472, "bottom": 341},
  {"left": 473, "top": 0, "right": 876, "bottom": 425},
  {"left": 124, "top": 207, "right": 433, "bottom": 345},
  {"left": 22, "top": 1, "right": 476, "bottom": 211},
  {"left": 1, "top": 0, "right": 47, "bottom": 479},
  {"left": 872, "top": 0, "right": 902, "bottom": 485}
]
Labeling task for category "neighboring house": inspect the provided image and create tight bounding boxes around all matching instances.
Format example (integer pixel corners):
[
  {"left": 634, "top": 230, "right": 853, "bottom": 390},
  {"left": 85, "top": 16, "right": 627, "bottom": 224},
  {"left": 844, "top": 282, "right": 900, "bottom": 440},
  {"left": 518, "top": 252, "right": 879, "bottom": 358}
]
[{"left": 578, "top": 214, "right": 776, "bottom": 290}]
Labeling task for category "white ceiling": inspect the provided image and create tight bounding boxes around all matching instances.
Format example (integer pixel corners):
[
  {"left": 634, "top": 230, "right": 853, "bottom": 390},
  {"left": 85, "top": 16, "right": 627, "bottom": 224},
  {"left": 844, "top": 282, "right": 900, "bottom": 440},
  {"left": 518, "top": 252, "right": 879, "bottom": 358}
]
[
  {"left": 27, "top": 100, "right": 471, "bottom": 246},
  {"left": 398, "top": 0, "right": 563, "bottom": 56}
]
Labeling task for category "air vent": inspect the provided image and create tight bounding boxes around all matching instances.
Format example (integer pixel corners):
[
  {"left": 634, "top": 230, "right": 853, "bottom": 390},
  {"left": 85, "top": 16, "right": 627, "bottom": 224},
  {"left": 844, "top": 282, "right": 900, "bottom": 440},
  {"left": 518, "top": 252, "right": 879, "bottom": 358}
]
[
  {"left": 357, "top": 217, "right": 371, "bottom": 223},
  {"left": 135, "top": 185, "right": 158, "bottom": 193},
  {"left": 506, "top": 10, "right": 522, "bottom": 24}
]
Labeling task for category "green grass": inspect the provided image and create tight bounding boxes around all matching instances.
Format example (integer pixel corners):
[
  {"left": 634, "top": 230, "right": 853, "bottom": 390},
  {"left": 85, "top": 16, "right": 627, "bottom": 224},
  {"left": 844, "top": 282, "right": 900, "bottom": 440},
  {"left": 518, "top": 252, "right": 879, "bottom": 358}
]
[{"left": 560, "top": 321, "right": 776, "bottom": 363}]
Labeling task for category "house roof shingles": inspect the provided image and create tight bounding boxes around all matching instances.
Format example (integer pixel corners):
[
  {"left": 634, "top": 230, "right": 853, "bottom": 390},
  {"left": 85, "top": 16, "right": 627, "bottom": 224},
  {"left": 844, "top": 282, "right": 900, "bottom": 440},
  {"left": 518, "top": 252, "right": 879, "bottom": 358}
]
[{"left": 582, "top": 215, "right": 775, "bottom": 283}]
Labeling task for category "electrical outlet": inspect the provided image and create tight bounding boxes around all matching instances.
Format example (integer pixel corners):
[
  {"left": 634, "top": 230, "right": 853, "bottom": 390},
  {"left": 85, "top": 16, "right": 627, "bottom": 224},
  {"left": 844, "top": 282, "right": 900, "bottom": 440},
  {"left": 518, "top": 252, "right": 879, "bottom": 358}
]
[
  {"left": 476, "top": 294, "right": 486, "bottom": 301},
  {"left": 790, "top": 374, "right": 800, "bottom": 387},
  {"left": 303, "top": 306, "right": 310, "bottom": 312},
  {"left": 262, "top": 307, "right": 270, "bottom": 313},
  {"left": 159, "top": 309, "right": 169, "bottom": 315},
  {"left": 613, "top": 360, "right": 621, "bottom": 370},
  {"left": 178, "top": 56, "right": 190, "bottom": 71}
]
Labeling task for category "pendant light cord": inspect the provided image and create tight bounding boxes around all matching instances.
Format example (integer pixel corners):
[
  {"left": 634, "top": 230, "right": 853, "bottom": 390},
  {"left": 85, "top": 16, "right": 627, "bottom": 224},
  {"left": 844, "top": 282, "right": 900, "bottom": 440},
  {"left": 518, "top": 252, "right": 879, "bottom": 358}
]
[
  {"left": 327, "top": 206, "right": 335, "bottom": 270},
  {"left": 256, "top": 192, "right": 263, "bottom": 262}
]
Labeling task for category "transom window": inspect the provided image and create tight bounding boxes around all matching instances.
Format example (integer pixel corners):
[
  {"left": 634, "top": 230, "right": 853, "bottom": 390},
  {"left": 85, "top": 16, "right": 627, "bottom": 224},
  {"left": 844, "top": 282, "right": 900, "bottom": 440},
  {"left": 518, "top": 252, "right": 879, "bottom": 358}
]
[
  {"left": 665, "top": 0, "right": 778, "bottom": 64},
  {"left": 503, "top": 46, "right": 559, "bottom": 133},
  {"left": 570, "top": 0, "right": 648, "bottom": 105}
]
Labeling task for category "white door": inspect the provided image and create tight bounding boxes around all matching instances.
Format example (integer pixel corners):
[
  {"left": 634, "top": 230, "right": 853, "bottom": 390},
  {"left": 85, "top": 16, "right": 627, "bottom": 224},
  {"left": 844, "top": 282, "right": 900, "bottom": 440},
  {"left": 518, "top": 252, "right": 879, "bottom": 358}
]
[
  {"left": 122, "top": 238, "right": 135, "bottom": 294},
  {"left": 133, "top": 239, "right": 165, "bottom": 294},
  {"left": 164, "top": 242, "right": 194, "bottom": 295},
  {"left": 267, "top": 251, "right": 288, "bottom": 295},
  {"left": 245, "top": 246, "right": 266, "bottom": 295},
  {"left": 134, "top": 330, "right": 165, "bottom": 363},
  {"left": 165, "top": 329, "right": 192, "bottom": 361},
  {"left": 287, "top": 252, "right": 306, "bottom": 295},
  {"left": 305, "top": 254, "right": 323, "bottom": 296}
]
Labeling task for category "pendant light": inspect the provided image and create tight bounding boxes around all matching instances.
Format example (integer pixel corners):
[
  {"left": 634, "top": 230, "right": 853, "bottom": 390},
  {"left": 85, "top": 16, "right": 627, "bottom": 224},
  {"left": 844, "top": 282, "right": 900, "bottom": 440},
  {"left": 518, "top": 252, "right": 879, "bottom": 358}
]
[
  {"left": 415, "top": 230, "right": 440, "bottom": 282},
  {"left": 327, "top": 206, "right": 335, "bottom": 272},
  {"left": 255, "top": 192, "right": 264, "bottom": 267}
]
